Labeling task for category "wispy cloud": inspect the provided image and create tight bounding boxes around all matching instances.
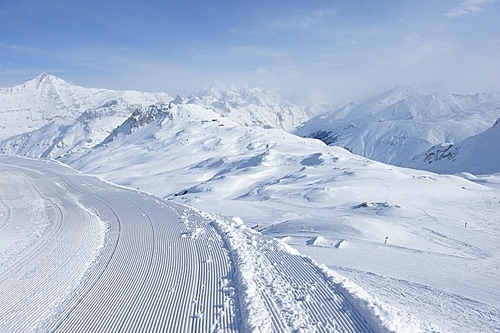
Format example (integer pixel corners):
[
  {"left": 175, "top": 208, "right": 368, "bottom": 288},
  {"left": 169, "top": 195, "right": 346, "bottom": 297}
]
[
  {"left": 1, "top": 1, "right": 499, "bottom": 104},
  {"left": 263, "top": 8, "right": 336, "bottom": 32},
  {"left": 0, "top": 42, "right": 37, "bottom": 52},
  {"left": 444, "top": 0, "right": 497, "bottom": 19},
  {"left": 228, "top": 7, "right": 336, "bottom": 38}
]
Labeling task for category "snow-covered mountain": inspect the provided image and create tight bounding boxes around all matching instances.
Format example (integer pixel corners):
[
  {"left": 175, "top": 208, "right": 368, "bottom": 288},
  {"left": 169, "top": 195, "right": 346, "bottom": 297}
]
[
  {"left": 1, "top": 75, "right": 500, "bottom": 332},
  {"left": 0, "top": 101, "right": 145, "bottom": 158},
  {"left": 0, "top": 73, "right": 172, "bottom": 141},
  {"left": 404, "top": 117, "right": 500, "bottom": 174},
  {"left": 0, "top": 75, "right": 311, "bottom": 159},
  {"left": 296, "top": 85, "right": 500, "bottom": 166},
  {"left": 184, "top": 84, "right": 311, "bottom": 131},
  {"left": 53, "top": 90, "right": 500, "bottom": 332}
]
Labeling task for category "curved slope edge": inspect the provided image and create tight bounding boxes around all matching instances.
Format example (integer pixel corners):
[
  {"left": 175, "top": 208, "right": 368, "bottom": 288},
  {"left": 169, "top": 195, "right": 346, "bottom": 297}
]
[{"left": 0, "top": 156, "right": 417, "bottom": 332}]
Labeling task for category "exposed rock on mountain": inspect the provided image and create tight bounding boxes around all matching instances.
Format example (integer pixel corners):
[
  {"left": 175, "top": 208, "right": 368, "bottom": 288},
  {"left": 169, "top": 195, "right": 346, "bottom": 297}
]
[
  {"left": 296, "top": 85, "right": 500, "bottom": 166},
  {"left": 405, "top": 117, "right": 500, "bottom": 174},
  {"left": 0, "top": 73, "right": 171, "bottom": 141},
  {"left": 0, "top": 75, "right": 310, "bottom": 159}
]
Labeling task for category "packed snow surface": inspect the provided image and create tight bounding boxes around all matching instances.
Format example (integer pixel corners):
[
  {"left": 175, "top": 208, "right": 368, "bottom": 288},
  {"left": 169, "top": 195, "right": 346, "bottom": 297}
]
[
  {"left": 2, "top": 75, "right": 500, "bottom": 332},
  {"left": 49, "top": 97, "right": 499, "bottom": 332},
  {"left": 0, "top": 156, "right": 424, "bottom": 332}
]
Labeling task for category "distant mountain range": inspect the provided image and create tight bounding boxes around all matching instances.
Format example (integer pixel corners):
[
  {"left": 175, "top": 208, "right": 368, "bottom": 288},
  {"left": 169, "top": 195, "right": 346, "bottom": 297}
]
[
  {"left": 1, "top": 73, "right": 499, "bottom": 174},
  {"left": 296, "top": 85, "right": 500, "bottom": 173},
  {"left": 405, "top": 118, "right": 500, "bottom": 174},
  {"left": 0, "top": 74, "right": 310, "bottom": 159},
  {"left": 0, "top": 73, "right": 171, "bottom": 141}
]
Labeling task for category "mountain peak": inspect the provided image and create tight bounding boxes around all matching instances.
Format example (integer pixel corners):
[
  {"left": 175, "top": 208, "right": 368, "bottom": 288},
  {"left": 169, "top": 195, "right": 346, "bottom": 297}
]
[
  {"left": 32, "top": 72, "right": 67, "bottom": 85},
  {"left": 0, "top": 73, "right": 172, "bottom": 141},
  {"left": 35, "top": 72, "right": 51, "bottom": 80},
  {"left": 20, "top": 72, "right": 74, "bottom": 92},
  {"left": 371, "top": 85, "right": 419, "bottom": 103}
]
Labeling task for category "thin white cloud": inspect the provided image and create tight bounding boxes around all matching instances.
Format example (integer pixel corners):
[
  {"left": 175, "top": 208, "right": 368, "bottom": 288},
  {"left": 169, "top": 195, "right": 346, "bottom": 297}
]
[
  {"left": 228, "top": 7, "right": 336, "bottom": 38},
  {"left": 0, "top": 42, "right": 37, "bottom": 52},
  {"left": 263, "top": 8, "right": 336, "bottom": 32},
  {"left": 444, "top": 0, "right": 497, "bottom": 18}
]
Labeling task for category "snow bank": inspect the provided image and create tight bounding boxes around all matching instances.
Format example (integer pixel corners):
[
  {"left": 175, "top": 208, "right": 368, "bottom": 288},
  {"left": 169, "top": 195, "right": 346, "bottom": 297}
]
[
  {"left": 309, "top": 259, "right": 447, "bottom": 333},
  {"left": 204, "top": 214, "right": 274, "bottom": 332}
]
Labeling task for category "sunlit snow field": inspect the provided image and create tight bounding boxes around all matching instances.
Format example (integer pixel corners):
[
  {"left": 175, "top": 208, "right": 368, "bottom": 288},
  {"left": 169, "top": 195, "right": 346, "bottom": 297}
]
[
  {"left": 61, "top": 109, "right": 500, "bottom": 332},
  {"left": 0, "top": 156, "right": 429, "bottom": 332},
  {"left": 1, "top": 75, "right": 500, "bottom": 332}
]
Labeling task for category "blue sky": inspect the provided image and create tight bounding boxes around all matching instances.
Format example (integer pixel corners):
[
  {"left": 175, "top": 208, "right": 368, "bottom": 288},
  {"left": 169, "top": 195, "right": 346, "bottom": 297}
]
[{"left": 1, "top": 0, "right": 499, "bottom": 104}]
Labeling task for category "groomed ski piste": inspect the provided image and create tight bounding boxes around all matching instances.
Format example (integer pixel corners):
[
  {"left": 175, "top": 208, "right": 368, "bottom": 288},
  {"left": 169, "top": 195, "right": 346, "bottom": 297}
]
[{"left": 0, "top": 155, "right": 418, "bottom": 333}]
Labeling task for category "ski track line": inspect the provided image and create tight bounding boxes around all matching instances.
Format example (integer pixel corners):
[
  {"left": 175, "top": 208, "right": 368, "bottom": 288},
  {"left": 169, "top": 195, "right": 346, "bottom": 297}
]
[
  {"left": 52, "top": 181, "right": 203, "bottom": 332},
  {"left": 0, "top": 169, "right": 64, "bottom": 281},
  {"left": 207, "top": 213, "right": 376, "bottom": 333},
  {"left": 0, "top": 156, "right": 238, "bottom": 332},
  {"left": 1, "top": 156, "right": 384, "bottom": 332},
  {"left": 0, "top": 181, "right": 11, "bottom": 231},
  {"left": 45, "top": 176, "right": 125, "bottom": 332},
  {"left": 174, "top": 204, "right": 239, "bottom": 332},
  {"left": 263, "top": 239, "right": 372, "bottom": 332},
  {"left": 0, "top": 167, "right": 101, "bottom": 332}
]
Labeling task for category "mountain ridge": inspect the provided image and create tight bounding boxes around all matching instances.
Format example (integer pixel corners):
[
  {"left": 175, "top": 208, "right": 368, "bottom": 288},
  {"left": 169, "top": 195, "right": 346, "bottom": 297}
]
[
  {"left": 0, "top": 74, "right": 311, "bottom": 159},
  {"left": 0, "top": 73, "right": 172, "bottom": 141},
  {"left": 2, "top": 74, "right": 500, "bottom": 175},
  {"left": 296, "top": 85, "right": 500, "bottom": 167},
  {"left": 404, "top": 116, "right": 500, "bottom": 174}
]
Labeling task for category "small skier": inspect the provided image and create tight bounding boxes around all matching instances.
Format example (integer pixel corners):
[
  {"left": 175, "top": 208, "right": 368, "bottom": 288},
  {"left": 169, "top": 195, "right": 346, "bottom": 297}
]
[
  {"left": 465, "top": 222, "right": 467, "bottom": 228},
  {"left": 384, "top": 236, "right": 389, "bottom": 244}
]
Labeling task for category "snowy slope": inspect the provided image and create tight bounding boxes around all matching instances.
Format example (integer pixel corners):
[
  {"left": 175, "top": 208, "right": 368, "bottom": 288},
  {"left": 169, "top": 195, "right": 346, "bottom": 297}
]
[
  {"left": 0, "top": 156, "right": 418, "bottom": 333},
  {"left": 296, "top": 85, "right": 500, "bottom": 166},
  {"left": 0, "top": 101, "right": 144, "bottom": 158},
  {"left": 0, "top": 76, "right": 310, "bottom": 159},
  {"left": 188, "top": 84, "right": 311, "bottom": 131},
  {"left": 53, "top": 98, "right": 500, "bottom": 332},
  {"left": 0, "top": 73, "right": 171, "bottom": 141},
  {"left": 2, "top": 77, "right": 500, "bottom": 332},
  {"left": 404, "top": 117, "right": 500, "bottom": 174}
]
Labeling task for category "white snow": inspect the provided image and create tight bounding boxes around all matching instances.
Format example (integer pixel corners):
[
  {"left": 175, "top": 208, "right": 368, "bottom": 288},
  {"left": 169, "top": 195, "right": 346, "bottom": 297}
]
[
  {"left": 296, "top": 85, "right": 500, "bottom": 167},
  {"left": 406, "top": 118, "right": 500, "bottom": 174},
  {"left": 0, "top": 158, "right": 107, "bottom": 332},
  {"left": 0, "top": 73, "right": 172, "bottom": 145},
  {"left": 1, "top": 75, "right": 500, "bottom": 332},
  {"left": 1, "top": 155, "right": 412, "bottom": 333},
  {"left": 52, "top": 100, "right": 499, "bottom": 332}
]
